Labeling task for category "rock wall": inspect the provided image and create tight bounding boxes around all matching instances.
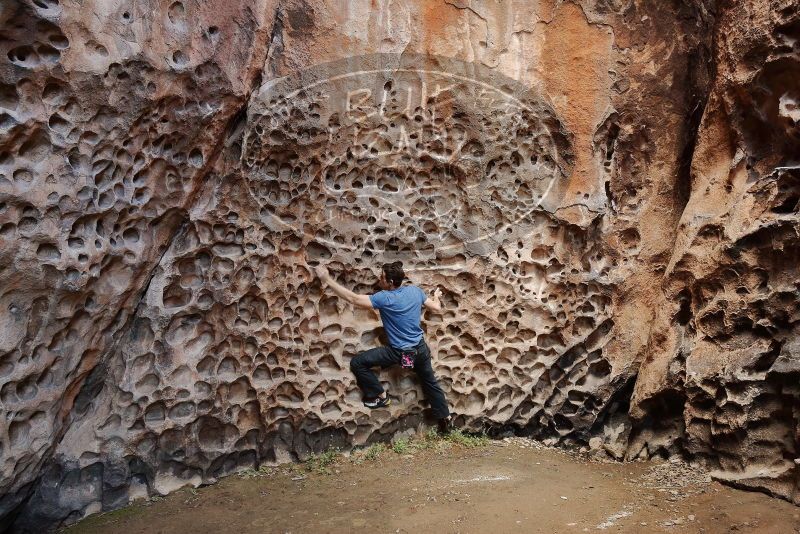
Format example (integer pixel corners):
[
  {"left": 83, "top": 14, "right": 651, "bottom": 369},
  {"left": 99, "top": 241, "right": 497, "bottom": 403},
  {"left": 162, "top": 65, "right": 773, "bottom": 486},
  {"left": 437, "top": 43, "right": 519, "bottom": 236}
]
[
  {"left": 0, "top": 0, "right": 797, "bottom": 530},
  {"left": 630, "top": 0, "right": 800, "bottom": 504},
  {"left": 0, "top": 0, "right": 277, "bottom": 528}
]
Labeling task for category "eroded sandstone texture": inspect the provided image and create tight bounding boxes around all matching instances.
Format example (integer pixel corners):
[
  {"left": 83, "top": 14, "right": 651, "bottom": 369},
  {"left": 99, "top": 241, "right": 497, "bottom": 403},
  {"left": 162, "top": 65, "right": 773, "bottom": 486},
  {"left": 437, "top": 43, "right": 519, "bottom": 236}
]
[
  {"left": 0, "top": 0, "right": 797, "bottom": 530},
  {"left": 630, "top": 0, "right": 800, "bottom": 504}
]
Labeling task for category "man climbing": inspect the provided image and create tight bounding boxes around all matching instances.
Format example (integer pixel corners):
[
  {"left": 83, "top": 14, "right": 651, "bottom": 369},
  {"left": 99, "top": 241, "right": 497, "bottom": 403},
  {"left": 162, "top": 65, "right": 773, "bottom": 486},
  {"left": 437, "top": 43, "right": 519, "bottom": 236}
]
[{"left": 314, "top": 261, "right": 452, "bottom": 433}]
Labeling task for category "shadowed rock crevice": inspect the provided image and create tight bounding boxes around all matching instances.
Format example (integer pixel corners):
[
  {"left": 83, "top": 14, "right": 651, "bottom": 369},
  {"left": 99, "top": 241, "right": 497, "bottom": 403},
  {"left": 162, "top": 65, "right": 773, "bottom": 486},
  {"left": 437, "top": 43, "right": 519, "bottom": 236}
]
[{"left": 675, "top": 42, "right": 717, "bottom": 220}]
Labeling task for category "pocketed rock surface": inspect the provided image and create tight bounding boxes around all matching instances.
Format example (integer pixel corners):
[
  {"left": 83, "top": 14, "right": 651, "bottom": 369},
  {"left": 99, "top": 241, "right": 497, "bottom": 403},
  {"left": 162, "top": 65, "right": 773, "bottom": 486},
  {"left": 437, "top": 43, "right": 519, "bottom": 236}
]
[{"left": 0, "top": 0, "right": 799, "bottom": 530}]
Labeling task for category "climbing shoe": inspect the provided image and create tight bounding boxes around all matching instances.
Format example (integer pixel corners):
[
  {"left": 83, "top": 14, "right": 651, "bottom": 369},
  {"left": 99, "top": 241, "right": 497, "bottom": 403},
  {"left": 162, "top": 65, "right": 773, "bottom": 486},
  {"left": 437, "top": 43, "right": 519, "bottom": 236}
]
[{"left": 363, "top": 395, "right": 391, "bottom": 409}]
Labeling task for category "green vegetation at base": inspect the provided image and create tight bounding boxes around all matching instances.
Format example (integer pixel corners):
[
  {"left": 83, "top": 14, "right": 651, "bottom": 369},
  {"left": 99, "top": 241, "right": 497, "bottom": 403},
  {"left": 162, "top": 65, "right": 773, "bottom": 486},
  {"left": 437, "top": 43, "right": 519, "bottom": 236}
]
[
  {"left": 236, "top": 430, "right": 491, "bottom": 476},
  {"left": 391, "top": 438, "right": 411, "bottom": 454},
  {"left": 357, "top": 429, "right": 490, "bottom": 461},
  {"left": 237, "top": 464, "right": 275, "bottom": 479},
  {"left": 64, "top": 500, "right": 146, "bottom": 531},
  {"left": 444, "top": 429, "right": 490, "bottom": 448},
  {"left": 362, "top": 442, "right": 388, "bottom": 461},
  {"left": 305, "top": 448, "right": 341, "bottom": 474}
]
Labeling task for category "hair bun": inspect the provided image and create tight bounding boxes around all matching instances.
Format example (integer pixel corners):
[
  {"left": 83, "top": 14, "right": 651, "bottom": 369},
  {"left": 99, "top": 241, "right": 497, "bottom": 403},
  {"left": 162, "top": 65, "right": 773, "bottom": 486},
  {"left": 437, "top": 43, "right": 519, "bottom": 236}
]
[{"left": 382, "top": 261, "right": 406, "bottom": 286}]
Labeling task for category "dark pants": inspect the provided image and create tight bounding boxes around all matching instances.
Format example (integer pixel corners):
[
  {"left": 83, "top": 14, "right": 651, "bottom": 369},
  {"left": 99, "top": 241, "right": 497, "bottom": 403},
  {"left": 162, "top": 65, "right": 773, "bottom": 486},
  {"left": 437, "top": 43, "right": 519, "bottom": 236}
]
[{"left": 350, "top": 340, "right": 450, "bottom": 420}]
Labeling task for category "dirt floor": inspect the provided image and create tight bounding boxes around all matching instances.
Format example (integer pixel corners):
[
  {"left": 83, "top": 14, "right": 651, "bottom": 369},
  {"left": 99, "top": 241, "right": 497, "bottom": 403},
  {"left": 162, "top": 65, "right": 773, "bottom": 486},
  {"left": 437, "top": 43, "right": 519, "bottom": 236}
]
[{"left": 67, "top": 436, "right": 800, "bottom": 534}]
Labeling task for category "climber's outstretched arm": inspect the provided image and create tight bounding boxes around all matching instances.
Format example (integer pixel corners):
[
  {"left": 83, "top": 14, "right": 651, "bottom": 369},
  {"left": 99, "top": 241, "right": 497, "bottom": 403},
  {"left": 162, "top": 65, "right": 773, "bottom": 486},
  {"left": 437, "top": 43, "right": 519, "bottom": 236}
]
[{"left": 315, "top": 265, "right": 374, "bottom": 309}]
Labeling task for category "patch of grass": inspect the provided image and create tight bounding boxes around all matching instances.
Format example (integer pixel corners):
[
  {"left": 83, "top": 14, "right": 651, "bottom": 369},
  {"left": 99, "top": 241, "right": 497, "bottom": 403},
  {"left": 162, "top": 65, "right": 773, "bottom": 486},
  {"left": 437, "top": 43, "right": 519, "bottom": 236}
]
[
  {"left": 388, "top": 429, "right": 490, "bottom": 455},
  {"left": 424, "top": 428, "right": 441, "bottom": 442},
  {"left": 305, "top": 448, "right": 340, "bottom": 474},
  {"left": 393, "top": 428, "right": 437, "bottom": 451},
  {"left": 68, "top": 502, "right": 145, "bottom": 529},
  {"left": 391, "top": 438, "right": 411, "bottom": 454},
  {"left": 349, "top": 442, "right": 386, "bottom": 464},
  {"left": 445, "top": 429, "right": 490, "bottom": 448},
  {"left": 238, "top": 464, "right": 275, "bottom": 479},
  {"left": 358, "top": 442, "right": 387, "bottom": 462}
]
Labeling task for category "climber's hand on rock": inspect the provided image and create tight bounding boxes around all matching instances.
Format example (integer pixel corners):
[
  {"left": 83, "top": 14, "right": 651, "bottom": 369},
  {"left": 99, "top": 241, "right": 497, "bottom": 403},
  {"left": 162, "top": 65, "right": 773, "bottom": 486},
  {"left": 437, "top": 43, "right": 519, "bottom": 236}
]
[
  {"left": 424, "top": 287, "right": 444, "bottom": 312},
  {"left": 314, "top": 265, "right": 330, "bottom": 281}
]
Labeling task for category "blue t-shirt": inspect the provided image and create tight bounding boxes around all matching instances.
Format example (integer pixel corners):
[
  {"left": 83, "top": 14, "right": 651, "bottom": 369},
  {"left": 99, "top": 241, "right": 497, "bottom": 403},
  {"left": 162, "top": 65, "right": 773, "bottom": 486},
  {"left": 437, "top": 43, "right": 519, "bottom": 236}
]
[{"left": 369, "top": 285, "right": 427, "bottom": 349}]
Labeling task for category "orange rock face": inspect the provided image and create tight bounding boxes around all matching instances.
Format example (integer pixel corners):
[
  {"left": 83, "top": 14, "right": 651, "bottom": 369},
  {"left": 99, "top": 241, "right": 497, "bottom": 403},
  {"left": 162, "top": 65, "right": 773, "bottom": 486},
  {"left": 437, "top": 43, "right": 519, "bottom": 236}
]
[{"left": 0, "top": 0, "right": 797, "bottom": 529}]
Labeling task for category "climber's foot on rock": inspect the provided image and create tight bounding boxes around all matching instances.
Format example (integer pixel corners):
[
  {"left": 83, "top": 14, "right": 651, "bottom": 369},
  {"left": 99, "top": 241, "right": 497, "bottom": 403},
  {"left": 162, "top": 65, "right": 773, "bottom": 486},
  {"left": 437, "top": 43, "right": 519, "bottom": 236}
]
[{"left": 364, "top": 392, "right": 391, "bottom": 409}]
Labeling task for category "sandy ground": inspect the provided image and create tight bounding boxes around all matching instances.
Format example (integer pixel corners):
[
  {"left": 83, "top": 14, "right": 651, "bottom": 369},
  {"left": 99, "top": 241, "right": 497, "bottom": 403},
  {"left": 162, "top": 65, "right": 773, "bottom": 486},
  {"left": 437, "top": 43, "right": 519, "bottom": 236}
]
[{"left": 67, "top": 437, "right": 800, "bottom": 534}]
